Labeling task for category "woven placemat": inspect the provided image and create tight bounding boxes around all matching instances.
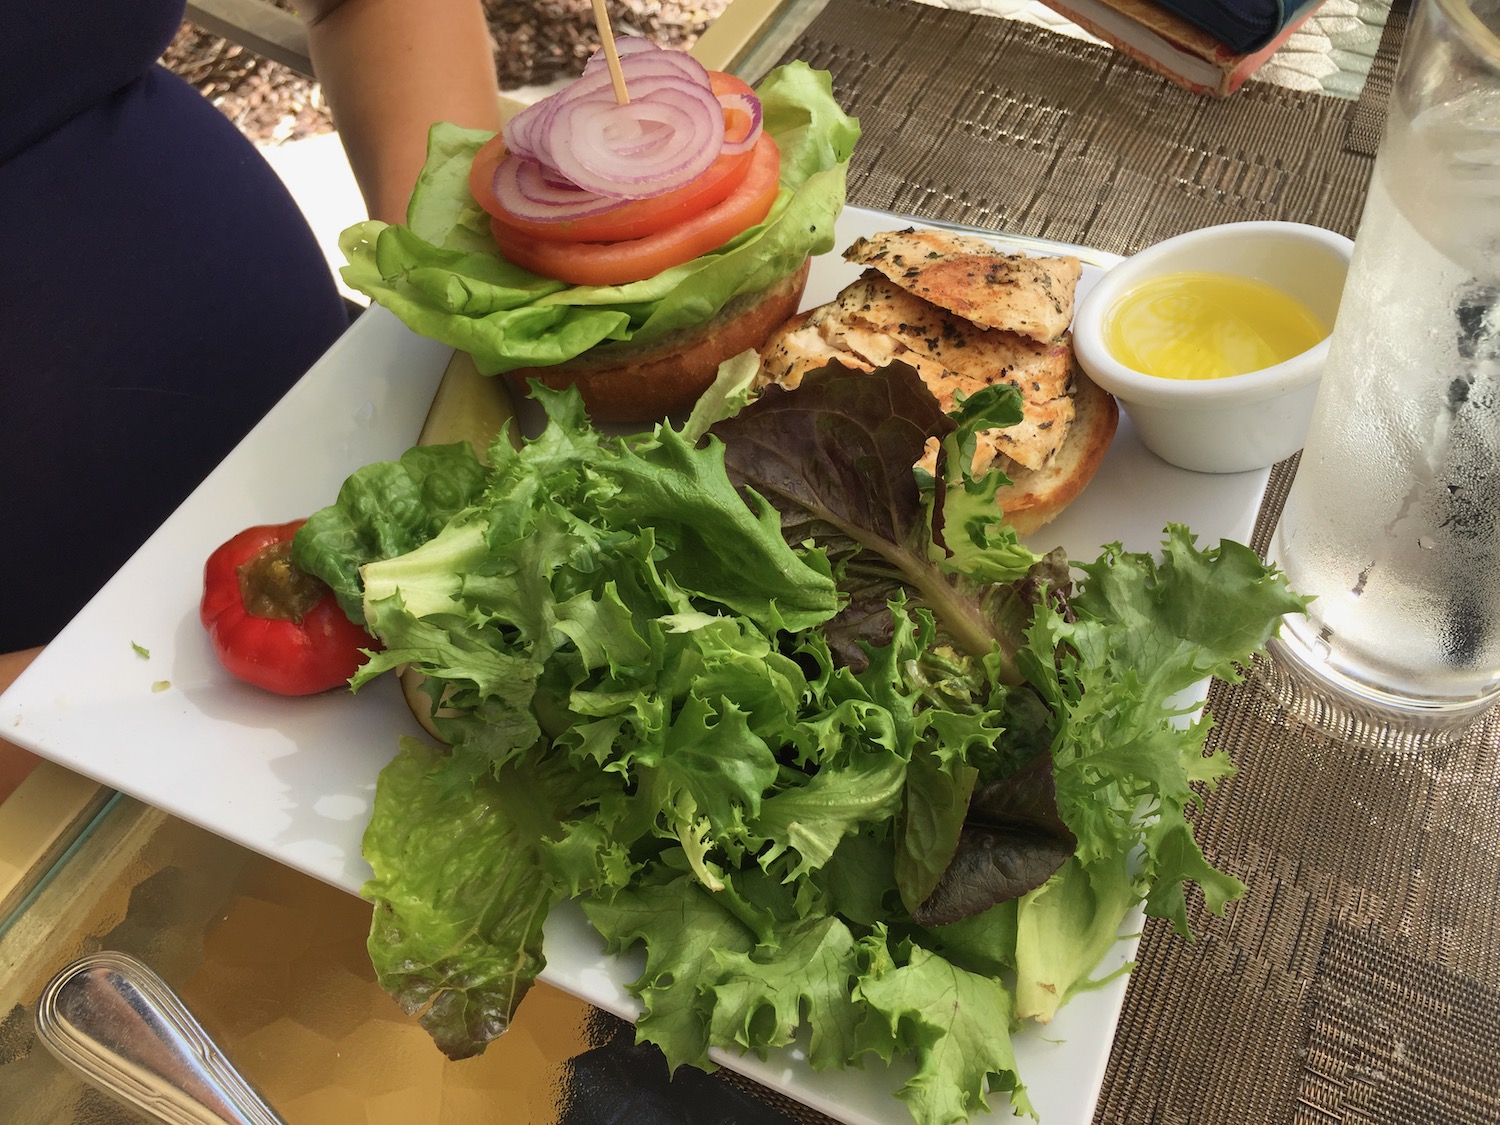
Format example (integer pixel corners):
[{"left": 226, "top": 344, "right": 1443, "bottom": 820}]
[
  {"left": 752, "top": 4, "right": 1499, "bottom": 1124},
  {"left": 1303, "top": 921, "right": 1500, "bottom": 1122},
  {"left": 1098, "top": 666, "right": 1500, "bottom": 1124},
  {"left": 1345, "top": 0, "right": 1411, "bottom": 156},
  {"left": 1090, "top": 456, "right": 1500, "bottom": 1124},
  {"left": 773, "top": 0, "right": 1382, "bottom": 255}
]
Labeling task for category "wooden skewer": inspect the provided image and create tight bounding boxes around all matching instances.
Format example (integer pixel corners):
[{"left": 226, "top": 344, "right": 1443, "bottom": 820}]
[{"left": 590, "top": 0, "right": 631, "bottom": 105}]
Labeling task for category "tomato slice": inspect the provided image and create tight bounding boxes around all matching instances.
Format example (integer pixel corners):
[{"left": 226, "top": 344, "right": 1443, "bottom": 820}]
[
  {"left": 488, "top": 147, "right": 754, "bottom": 244},
  {"left": 708, "top": 71, "right": 756, "bottom": 100},
  {"left": 468, "top": 131, "right": 509, "bottom": 216},
  {"left": 490, "top": 133, "right": 782, "bottom": 287},
  {"left": 471, "top": 71, "right": 765, "bottom": 245},
  {"left": 714, "top": 71, "right": 760, "bottom": 147}
]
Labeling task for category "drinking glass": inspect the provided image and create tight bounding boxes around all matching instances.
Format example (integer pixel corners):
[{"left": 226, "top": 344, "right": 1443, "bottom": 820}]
[{"left": 1265, "top": 0, "right": 1500, "bottom": 741}]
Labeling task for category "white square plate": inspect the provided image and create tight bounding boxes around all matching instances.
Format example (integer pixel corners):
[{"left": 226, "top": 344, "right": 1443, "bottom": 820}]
[{"left": 1, "top": 206, "right": 1272, "bottom": 1124}]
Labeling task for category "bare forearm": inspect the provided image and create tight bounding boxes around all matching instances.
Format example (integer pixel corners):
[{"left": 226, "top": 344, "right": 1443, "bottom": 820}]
[
  {"left": 0, "top": 647, "right": 43, "bottom": 801},
  {"left": 303, "top": 0, "right": 502, "bottom": 224}
]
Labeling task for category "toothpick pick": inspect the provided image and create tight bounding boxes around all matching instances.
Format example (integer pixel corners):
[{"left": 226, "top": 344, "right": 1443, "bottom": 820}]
[{"left": 590, "top": 0, "right": 631, "bottom": 105}]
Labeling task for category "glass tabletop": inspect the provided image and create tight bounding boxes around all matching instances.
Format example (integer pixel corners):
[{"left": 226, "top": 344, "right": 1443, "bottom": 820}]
[{"left": 0, "top": 790, "right": 825, "bottom": 1124}]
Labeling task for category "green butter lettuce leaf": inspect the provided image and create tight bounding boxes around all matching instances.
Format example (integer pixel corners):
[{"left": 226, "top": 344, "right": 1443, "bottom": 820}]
[
  {"left": 338, "top": 62, "right": 861, "bottom": 374},
  {"left": 919, "top": 902, "right": 1019, "bottom": 979},
  {"left": 361, "top": 737, "right": 581, "bottom": 1059},
  {"left": 293, "top": 442, "right": 490, "bottom": 622},
  {"left": 894, "top": 742, "right": 978, "bottom": 918},
  {"left": 1013, "top": 853, "right": 1136, "bottom": 1024},
  {"left": 1004, "top": 529, "right": 1309, "bottom": 1022},
  {"left": 402, "top": 123, "right": 500, "bottom": 252},
  {"left": 594, "top": 423, "right": 841, "bottom": 633}
]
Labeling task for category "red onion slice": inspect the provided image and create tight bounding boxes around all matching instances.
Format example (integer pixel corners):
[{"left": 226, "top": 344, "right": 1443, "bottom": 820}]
[
  {"left": 717, "top": 93, "right": 763, "bottom": 154},
  {"left": 594, "top": 40, "right": 715, "bottom": 89},
  {"left": 488, "top": 35, "right": 764, "bottom": 221},
  {"left": 491, "top": 155, "right": 624, "bottom": 222},
  {"left": 504, "top": 58, "right": 704, "bottom": 167},
  {"left": 582, "top": 36, "right": 662, "bottom": 75},
  {"left": 540, "top": 77, "right": 724, "bottom": 198},
  {"left": 502, "top": 97, "right": 556, "bottom": 166}
]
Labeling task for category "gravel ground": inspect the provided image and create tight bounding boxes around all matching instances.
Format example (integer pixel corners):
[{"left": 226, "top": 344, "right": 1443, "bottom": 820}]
[{"left": 160, "top": 0, "right": 730, "bottom": 145}]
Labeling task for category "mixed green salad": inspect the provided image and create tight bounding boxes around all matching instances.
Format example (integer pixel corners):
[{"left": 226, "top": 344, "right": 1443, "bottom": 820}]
[{"left": 292, "top": 361, "right": 1303, "bottom": 1125}]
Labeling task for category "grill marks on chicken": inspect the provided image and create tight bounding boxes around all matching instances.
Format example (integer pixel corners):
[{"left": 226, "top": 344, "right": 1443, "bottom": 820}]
[
  {"left": 759, "top": 229, "right": 1085, "bottom": 478},
  {"left": 844, "top": 227, "right": 1082, "bottom": 343}
]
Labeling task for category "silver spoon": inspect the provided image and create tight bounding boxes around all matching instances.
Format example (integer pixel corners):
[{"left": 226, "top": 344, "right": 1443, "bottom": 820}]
[{"left": 34, "top": 950, "right": 286, "bottom": 1125}]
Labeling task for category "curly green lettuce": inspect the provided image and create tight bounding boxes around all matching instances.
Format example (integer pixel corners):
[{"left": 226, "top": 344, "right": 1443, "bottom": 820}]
[{"left": 294, "top": 362, "right": 1307, "bottom": 1125}]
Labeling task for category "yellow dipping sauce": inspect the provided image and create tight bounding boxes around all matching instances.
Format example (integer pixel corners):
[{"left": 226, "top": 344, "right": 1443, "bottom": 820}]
[{"left": 1104, "top": 271, "right": 1328, "bottom": 380}]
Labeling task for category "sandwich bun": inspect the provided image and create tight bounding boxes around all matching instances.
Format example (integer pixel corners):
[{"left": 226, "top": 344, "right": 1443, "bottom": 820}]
[
  {"left": 506, "top": 260, "right": 811, "bottom": 425},
  {"left": 756, "top": 228, "right": 1118, "bottom": 535},
  {"left": 990, "top": 364, "right": 1117, "bottom": 536}
]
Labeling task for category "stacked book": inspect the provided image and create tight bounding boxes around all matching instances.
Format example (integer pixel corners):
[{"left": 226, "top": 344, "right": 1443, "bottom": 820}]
[{"left": 1035, "top": 0, "right": 1328, "bottom": 95}]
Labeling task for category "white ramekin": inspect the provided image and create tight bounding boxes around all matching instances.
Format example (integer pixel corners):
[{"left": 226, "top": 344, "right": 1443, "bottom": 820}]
[{"left": 1072, "top": 221, "right": 1354, "bottom": 474}]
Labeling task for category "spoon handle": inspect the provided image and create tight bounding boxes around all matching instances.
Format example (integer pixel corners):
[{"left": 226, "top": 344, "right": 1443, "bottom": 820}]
[{"left": 34, "top": 950, "right": 287, "bottom": 1125}]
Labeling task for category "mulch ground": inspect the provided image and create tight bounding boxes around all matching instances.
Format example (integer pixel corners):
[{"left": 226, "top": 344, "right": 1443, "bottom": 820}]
[{"left": 160, "top": 0, "right": 729, "bottom": 145}]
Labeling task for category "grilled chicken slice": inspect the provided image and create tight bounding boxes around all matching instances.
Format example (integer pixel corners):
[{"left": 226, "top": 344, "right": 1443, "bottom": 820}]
[
  {"left": 757, "top": 307, "right": 872, "bottom": 389},
  {"left": 758, "top": 273, "right": 1074, "bottom": 472},
  {"left": 830, "top": 273, "right": 1074, "bottom": 471},
  {"left": 844, "top": 228, "right": 1082, "bottom": 343},
  {"left": 756, "top": 229, "right": 1117, "bottom": 537}
]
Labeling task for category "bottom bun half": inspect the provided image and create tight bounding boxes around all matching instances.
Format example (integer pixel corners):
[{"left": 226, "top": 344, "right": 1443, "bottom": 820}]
[
  {"left": 993, "top": 365, "right": 1119, "bottom": 537},
  {"left": 506, "top": 259, "right": 812, "bottom": 424}
]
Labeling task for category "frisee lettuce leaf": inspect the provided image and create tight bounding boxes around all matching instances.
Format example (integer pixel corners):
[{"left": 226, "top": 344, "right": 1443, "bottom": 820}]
[{"left": 294, "top": 363, "right": 1306, "bottom": 1124}]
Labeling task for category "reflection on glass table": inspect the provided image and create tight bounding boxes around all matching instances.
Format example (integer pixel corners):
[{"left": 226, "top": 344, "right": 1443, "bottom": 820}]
[{"left": 0, "top": 795, "right": 815, "bottom": 1124}]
